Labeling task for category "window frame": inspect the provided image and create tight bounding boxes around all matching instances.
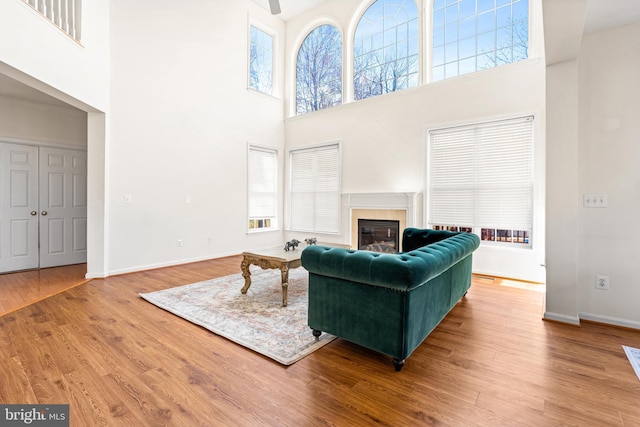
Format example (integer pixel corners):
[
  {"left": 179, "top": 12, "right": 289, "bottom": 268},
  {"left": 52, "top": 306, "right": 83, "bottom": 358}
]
[
  {"left": 247, "top": 144, "right": 279, "bottom": 234},
  {"left": 248, "top": 21, "right": 277, "bottom": 96},
  {"left": 287, "top": 142, "right": 342, "bottom": 235}
]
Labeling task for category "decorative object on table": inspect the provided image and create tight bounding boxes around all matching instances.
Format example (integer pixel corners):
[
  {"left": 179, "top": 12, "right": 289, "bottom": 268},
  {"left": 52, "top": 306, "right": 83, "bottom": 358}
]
[
  {"left": 304, "top": 237, "right": 317, "bottom": 245},
  {"left": 139, "top": 267, "right": 336, "bottom": 365},
  {"left": 283, "top": 239, "right": 300, "bottom": 251}
]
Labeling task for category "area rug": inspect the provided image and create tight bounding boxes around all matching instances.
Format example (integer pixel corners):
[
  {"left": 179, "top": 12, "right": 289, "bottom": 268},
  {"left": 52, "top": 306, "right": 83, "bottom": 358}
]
[
  {"left": 623, "top": 346, "right": 640, "bottom": 381},
  {"left": 139, "top": 267, "right": 336, "bottom": 365}
]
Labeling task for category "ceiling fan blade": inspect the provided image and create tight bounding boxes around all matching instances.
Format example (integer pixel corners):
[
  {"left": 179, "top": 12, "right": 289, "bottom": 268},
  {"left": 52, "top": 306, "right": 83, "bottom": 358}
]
[{"left": 268, "top": 0, "right": 281, "bottom": 15}]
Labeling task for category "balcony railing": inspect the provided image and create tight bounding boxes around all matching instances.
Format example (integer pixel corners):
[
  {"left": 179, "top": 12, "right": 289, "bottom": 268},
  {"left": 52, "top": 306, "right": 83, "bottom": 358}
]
[{"left": 22, "top": 0, "right": 82, "bottom": 42}]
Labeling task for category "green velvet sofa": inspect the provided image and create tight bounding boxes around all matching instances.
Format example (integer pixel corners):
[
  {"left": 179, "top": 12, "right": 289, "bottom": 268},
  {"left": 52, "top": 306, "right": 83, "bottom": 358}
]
[{"left": 300, "top": 228, "right": 480, "bottom": 371}]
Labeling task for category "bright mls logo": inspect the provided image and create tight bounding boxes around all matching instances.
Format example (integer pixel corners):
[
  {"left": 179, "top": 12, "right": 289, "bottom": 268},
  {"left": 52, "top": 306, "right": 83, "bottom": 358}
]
[{"left": 1, "top": 405, "right": 69, "bottom": 426}]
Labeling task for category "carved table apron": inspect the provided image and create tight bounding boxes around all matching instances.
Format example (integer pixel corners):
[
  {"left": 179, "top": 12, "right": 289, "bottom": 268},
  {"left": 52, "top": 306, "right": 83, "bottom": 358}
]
[{"left": 240, "top": 246, "right": 303, "bottom": 307}]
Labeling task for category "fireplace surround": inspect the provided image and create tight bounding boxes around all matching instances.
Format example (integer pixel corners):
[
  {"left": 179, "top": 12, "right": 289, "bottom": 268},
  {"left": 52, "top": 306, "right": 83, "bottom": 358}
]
[{"left": 342, "top": 193, "right": 419, "bottom": 250}]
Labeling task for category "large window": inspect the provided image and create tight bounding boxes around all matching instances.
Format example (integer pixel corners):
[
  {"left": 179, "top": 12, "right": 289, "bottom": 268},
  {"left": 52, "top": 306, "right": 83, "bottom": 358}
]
[
  {"left": 249, "top": 25, "right": 273, "bottom": 94},
  {"left": 289, "top": 143, "right": 341, "bottom": 234},
  {"left": 353, "top": 0, "right": 419, "bottom": 101},
  {"left": 432, "top": 0, "right": 529, "bottom": 81},
  {"left": 248, "top": 145, "right": 278, "bottom": 232},
  {"left": 296, "top": 25, "right": 342, "bottom": 115},
  {"left": 428, "top": 116, "right": 534, "bottom": 247}
]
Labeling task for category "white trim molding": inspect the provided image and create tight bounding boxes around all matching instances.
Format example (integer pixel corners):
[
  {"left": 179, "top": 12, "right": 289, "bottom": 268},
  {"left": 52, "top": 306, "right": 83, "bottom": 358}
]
[
  {"left": 543, "top": 311, "right": 581, "bottom": 326},
  {"left": 579, "top": 313, "right": 640, "bottom": 331}
]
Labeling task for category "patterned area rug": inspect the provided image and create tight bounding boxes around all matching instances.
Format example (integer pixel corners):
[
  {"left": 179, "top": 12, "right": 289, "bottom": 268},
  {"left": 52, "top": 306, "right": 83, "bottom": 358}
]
[{"left": 139, "top": 267, "right": 336, "bottom": 365}]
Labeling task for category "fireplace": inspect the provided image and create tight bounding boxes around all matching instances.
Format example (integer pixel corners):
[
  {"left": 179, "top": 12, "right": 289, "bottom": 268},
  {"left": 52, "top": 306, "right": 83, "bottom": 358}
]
[
  {"left": 343, "top": 192, "right": 419, "bottom": 250},
  {"left": 358, "top": 219, "right": 400, "bottom": 253}
]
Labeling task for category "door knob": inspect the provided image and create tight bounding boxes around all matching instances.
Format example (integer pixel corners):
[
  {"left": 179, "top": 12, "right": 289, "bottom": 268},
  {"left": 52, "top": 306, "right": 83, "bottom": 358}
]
[
  {"left": 41, "top": 211, "right": 48, "bottom": 216},
  {"left": 31, "top": 211, "right": 37, "bottom": 216}
]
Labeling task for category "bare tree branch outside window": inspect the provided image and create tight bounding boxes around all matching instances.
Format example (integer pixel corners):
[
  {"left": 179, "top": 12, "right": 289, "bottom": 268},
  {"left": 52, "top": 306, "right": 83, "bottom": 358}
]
[
  {"left": 249, "top": 25, "right": 273, "bottom": 94},
  {"left": 433, "top": 0, "right": 529, "bottom": 81},
  {"left": 354, "top": 0, "right": 419, "bottom": 101},
  {"left": 296, "top": 25, "right": 342, "bottom": 115}
]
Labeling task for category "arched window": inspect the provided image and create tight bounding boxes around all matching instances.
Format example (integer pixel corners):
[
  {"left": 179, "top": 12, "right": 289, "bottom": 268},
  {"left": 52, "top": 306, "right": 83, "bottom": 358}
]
[
  {"left": 432, "top": 0, "right": 529, "bottom": 81},
  {"left": 296, "top": 25, "right": 342, "bottom": 115},
  {"left": 353, "top": 0, "right": 419, "bottom": 101}
]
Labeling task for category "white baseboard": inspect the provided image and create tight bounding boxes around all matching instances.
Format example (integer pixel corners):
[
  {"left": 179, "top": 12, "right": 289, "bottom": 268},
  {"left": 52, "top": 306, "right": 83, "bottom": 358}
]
[
  {"left": 543, "top": 311, "right": 581, "bottom": 326},
  {"left": 543, "top": 311, "right": 640, "bottom": 330},
  {"left": 85, "top": 272, "right": 108, "bottom": 279},
  {"left": 579, "top": 312, "right": 640, "bottom": 330},
  {"left": 92, "top": 251, "right": 242, "bottom": 278}
]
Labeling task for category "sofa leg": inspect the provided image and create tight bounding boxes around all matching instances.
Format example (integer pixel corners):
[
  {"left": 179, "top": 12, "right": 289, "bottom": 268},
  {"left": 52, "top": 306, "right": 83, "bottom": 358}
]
[
  {"left": 312, "top": 329, "right": 322, "bottom": 341},
  {"left": 392, "top": 358, "right": 405, "bottom": 371}
]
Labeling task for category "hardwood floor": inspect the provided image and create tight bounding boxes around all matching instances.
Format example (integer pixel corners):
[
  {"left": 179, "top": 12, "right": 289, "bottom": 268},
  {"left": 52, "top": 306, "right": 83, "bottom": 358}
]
[
  {"left": 1, "top": 256, "right": 639, "bottom": 426},
  {"left": 0, "top": 264, "right": 88, "bottom": 316}
]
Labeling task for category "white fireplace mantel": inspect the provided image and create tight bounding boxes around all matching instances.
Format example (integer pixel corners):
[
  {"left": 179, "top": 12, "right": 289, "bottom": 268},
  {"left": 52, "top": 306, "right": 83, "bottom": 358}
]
[{"left": 342, "top": 192, "right": 419, "bottom": 246}]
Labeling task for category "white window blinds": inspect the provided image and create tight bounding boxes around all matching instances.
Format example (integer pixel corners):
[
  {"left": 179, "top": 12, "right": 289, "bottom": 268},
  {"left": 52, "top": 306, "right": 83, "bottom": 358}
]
[
  {"left": 248, "top": 146, "right": 277, "bottom": 227},
  {"left": 428, "top": 116, "right": 534, "bottom": 231},
  {"left": 289, "top": 143, "right": 341, "bottom": 233}
]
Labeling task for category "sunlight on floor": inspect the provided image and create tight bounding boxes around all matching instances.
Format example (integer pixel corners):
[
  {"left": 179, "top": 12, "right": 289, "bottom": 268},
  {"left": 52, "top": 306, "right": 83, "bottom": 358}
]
[{"left": 474, "top": 274, "right": 546, "bottom": 293}]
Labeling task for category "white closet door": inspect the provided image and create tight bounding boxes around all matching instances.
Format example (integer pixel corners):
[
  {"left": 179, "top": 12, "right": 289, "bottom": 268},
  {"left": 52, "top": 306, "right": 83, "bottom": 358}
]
[
  {"left": 0, "top": 143, "right": 39, "bottom": 273},
  {"left": 38, "top": 147, "right": 87, "bottom": 268}
]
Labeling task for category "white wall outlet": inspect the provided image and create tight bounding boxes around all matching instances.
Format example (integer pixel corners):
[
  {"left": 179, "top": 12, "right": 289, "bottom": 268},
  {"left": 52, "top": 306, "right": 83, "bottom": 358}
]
[
  {"left": 583, "top": 194, "right": 608, "bottom": 208},
  {"left": 595, "top": 274, "right": 609, "bottom": 290},
  {"left": 124, "top": 194, "right": 133, "bottom": 204},
  {"left": 177, "top": 239, "right": 183, "bottom": 247}
]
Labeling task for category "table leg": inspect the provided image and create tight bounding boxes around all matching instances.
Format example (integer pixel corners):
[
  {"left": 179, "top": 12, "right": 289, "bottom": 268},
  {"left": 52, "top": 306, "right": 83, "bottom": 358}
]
[
  {"left": 280, "top": 265, "right": 289, "bottom": 307},
  {"left": 240, "top": 256, "right": 252, "bottom": 294}
]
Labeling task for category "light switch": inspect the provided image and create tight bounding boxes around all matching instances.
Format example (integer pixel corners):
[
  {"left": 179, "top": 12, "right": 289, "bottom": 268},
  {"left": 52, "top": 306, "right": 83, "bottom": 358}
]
[{"left": 583, "top": 194, "right": 607, "bottom": 208}]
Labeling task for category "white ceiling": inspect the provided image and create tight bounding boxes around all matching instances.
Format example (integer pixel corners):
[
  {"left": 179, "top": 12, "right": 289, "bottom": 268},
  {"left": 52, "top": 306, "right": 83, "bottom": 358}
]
[
  {"left": 251, "top": 0, "right": 327, "bottom": 21},
  {"left": 584, "top": 0, "right": 640, "bottom": 33},
  {"left": 2, "top": 0, "right": 639, "bottom": 107}
]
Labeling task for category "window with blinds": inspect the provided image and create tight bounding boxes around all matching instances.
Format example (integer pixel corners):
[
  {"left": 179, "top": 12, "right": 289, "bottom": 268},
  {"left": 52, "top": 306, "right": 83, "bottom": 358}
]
[
  {"left": 248, "top": 145, "right": 278, "bottom": 232},
  {"left": 428, "top": 116, "right": 534, "bottom": 246},
  {"left": 289, "top": 143, "right": 341, "bottom": 234}
]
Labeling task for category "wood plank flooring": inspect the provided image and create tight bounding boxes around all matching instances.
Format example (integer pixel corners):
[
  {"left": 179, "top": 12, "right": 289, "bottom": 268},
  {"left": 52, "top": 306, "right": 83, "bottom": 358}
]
[
  {"left": 1, "top": 256, "right": 639, "bottom": 426},
  {"left": 0, "top": 263, "right": 88, "bottom": 316}
]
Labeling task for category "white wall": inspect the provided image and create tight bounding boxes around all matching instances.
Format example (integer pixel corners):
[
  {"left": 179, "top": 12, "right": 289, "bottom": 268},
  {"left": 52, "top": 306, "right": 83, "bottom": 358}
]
[
  {"left": 576, "top": 23, "right": 640, "bottom": 327},
  {"left": 0, "top": 0, "right": 109, "bottom": 111},
  {"left": 0, "top": 97, "right": 86, "bottom": 147},
  {"left": 544, "top": 59, "right": 581, "bottom": 325},
  {"left": 106, "top": 0, "right": 286, "bottom": 274},
  {"left": 284, "top": 0, "right": 547, "bottom": 282}
]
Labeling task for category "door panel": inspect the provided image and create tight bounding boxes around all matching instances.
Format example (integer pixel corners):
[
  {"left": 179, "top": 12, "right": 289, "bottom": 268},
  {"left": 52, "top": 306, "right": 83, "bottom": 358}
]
[
  {"left": 39, "top": 147, "right": 87, "bottom": 268},
  {"left": 0, "top": 143, "right": 39, "bottom": 273}
]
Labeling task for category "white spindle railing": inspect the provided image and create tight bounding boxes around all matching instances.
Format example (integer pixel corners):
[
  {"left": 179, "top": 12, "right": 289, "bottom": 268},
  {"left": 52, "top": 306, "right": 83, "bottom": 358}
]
[{"left": 23, "top": 0, "right": 82, "bottom": 42}]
